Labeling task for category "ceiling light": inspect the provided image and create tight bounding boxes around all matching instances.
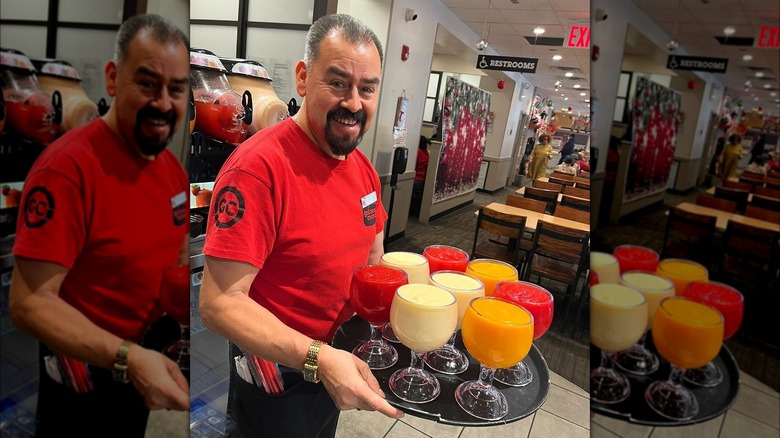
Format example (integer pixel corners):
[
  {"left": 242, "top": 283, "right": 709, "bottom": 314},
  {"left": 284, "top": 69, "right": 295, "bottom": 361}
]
[
  {"left": 771, "top": 92, "right": 777, "bottom": 97},
  {"left": 755, "top": 97, "right": 759, "bottom": 101},
  {"left": 573, "top": 84, "right": 581, "bottom": 89},
  {"left": 745, "top": 81, "right": 752, "bottom": 87},
  {"left": 561, "top": 93, "right": 565, "bottom": 96},
  {"left": 555, "top": 80, "right": 561, "bottom": 86},
  {"left": 585, "top": 99, "right": 590, "bottom": 103},
  {"left": 552, "top": 55, "right": 562, "bottom": 60},
  {"left": 580, "top": 92, "right": 587, "bottom": 96},
  {"left": 564, "top": 97, "right": 569, "bottom": 101},
  {"left": 764, "top": 84, "right": 772, "bottom": 88},
  {"left": 475, "top": 1, "right": 491, "bottom": 52},
  {"left": 533, "top": 27, "right": 545, "bottom": 35},
  {"left": 742, "top": 54, "right": 753, "bottom": 61},
  {"left": 476, "top": 38, "right": 489, "bottom": 51},
  {"left": 755, "top": 71, "right": 764, "bottom": 78},
  {"left": 723, "top": 26, "right": 736, "bottom": 36},
  {"left": 565, "top": 72, "right": 574, "bottom": 77}
]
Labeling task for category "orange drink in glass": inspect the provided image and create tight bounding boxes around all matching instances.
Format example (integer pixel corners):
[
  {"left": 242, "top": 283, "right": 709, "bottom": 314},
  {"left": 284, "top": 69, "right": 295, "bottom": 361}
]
[
  {"left": 465, "top": 259, "right": 518, "bottom": 296},
  {"left": 656, "top": 258, "right": 708, "bottom": 296}
]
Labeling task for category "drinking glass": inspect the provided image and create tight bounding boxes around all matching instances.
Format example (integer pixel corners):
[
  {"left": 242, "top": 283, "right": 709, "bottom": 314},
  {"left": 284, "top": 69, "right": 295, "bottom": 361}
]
[
  {"left": 493, "top": 281, "right": 553, "bottom": 386},
  {"left": 465, "top": 259, "right": 518, "bottom": 296},
  {"left": 613, "top": 244, "right": 660, "bottom": 274},
  {"left": 423, "top": 271, "right": 484, "bottom": 374},
  {"left": 590, "top": 252, "right": 620, "bottom": 284},
  {"left": 682, "top": 281, "right": 743, "bottom": 387},
  {"left": 349, "top": 265, "right": 408, "bottom": 369},
  {"left": 388, "top": 284, "right": 457, "bottom": 403},
  {"left": 455, "top": 297, "right": 534, "bottom": 420},
  {"left": 590, "top": 284, "right": 647, "bottom": 404},
  {"left": 160, "top": 266, "right": 191, "bottom": 378},
  {"left": 656, "top": 258, "right": 708, "bottom": 296},
  {"left": 613, "top": 271, "right": 674, "bottom": 375},
  {"left": 423, "top": 245, "right": 469, "bottom": 273},
  {"left": 379, "top": 252, "right": 430, "bottom": 343},
  {"left": 646, "top": 297, "right": 724, "bottom": 420}
]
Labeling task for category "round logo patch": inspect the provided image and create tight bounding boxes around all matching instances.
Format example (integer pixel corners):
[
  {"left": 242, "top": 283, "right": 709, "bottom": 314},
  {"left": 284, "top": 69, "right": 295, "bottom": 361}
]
[
  {"left": 24, "top": 186, "right": 55, "bottom": 228},
  {"left": 214, "top": 186, "right": 245, "bottom": 228}
]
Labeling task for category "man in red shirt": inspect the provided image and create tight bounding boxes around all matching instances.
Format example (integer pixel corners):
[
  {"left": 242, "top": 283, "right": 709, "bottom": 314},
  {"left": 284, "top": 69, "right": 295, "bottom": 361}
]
[
  {"left": 10, "top": 14, "right": 189, "bottom": 436},
  {"left": 199, "top": 14, "right": 403, "bottom": 437},
  {"left": 414, "top": 135, "right": 430, "bottom": 192}
]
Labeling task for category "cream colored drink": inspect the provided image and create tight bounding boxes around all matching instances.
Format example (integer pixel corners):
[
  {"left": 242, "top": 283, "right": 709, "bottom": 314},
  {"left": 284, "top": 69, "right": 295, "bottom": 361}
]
[
  {"left": 621, "top": 272, "right": 675, "bottom": 330},
  {"left": 590, "top": 284, "right": 647, "bottom": 353},
  {"left": 381, "top": 252, "right": 430, "bottom": 284},
  {"left": 591, "top": 252, "right": 620, "bottom": 284},
  {"left": 390, "top": 284, "right": 458, "bottom": 353},
  {"left": 429, "top": 271, "right": 485, "bottom": 329}
]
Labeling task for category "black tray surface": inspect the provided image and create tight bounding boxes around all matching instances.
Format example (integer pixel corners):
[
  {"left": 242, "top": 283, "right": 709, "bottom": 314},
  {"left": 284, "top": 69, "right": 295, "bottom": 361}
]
[{"left": 333, "top": 315, "right": 551, "bottom": 427}]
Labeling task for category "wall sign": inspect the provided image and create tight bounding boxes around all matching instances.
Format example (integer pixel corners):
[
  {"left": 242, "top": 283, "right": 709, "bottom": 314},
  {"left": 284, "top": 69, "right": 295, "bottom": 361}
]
[
  {"left": 755, "top": 25, "right": 779, "bottom": 48},
  {"left": 566, "top": 25, "right": 590, "bottom": 48},
  {"left": 477, "top": 55, "right": 538, "bottom": 74},
  {"left": 666, "top": 55, "right": 728, "bottom": 73}
]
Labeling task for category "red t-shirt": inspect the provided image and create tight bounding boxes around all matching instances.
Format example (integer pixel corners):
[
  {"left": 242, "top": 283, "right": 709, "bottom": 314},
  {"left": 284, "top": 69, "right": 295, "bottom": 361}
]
[
  {"left": 13, "top": 119, "right": 189, "bottom": 341},
  {"left": 203, "top": 118, "right": 387, "bottom": 342},
  {"left": 415, "top": 148, "right": 429, "bottom": 182}
]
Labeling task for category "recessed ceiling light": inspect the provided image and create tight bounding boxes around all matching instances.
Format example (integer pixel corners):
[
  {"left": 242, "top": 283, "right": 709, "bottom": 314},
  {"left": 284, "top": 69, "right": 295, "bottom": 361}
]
[
  {"left": 755, "top": 71, "right": 764, "bottom": 77},
  {"left": 561, "top": 93, "right": 565, "bottom": 96},
  {"left": 745, "top": 81, "right": 752, "bottom": 86},
  {"left": 585, "top": 99, "right": 590, "bottom": 102},
  {"left": 533, "top": 27, "right": 546, "bottom": 35},
  {"left": 771, "top": 92, "right": 777, "bottom": 97},
  {"left": 742, "top": 54, "right": 753, "bottom": 61},
  {"left": 755, "top": 97, "right": 759, "bottom": 101},
  {"left": 564, "top": 97, "right": 569, "bottom": 101},
  {"left": 565, "top": 72, "right": 574, "bottom": 77},
  {"left": 580, "top": 92, "right": 587, "bottom": 96},
  {"left": 763, "top": 84, "right": 771, "bottom": 88},
  {"left": 573, "top": 84, "right": 581, "bottom": 89},
  {"left": 723, "top": 26, "right": 736, "bottom": 36},
  {"left": 552, "top": 55, "right": 562, "bottom": 60}
]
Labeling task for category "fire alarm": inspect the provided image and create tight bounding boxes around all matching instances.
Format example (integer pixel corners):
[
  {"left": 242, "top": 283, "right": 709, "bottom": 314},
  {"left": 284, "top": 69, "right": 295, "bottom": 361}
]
[
  {"left": 497, "top": 80, "right": 506, "bottom": 89},
  {"left": 401, "top": 45, "right": 410, "bottom": 61},
  {"left": 592, "top": 45, "right": 600, "bottom": 61},
  {"left": 687, "top": 80, "right": 696, "bottom": 90}
]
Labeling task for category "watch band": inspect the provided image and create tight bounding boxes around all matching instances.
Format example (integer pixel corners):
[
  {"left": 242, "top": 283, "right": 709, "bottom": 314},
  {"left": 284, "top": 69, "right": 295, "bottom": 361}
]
[
  {"left": 112, "top": 340, "right": 133, "bottom": 384},
  {"left": 303, "top": 340, "right": 324, "bottom": 383}
]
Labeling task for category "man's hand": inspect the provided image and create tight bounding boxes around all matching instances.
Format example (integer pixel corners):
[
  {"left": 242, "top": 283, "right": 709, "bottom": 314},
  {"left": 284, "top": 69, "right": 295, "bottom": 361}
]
[
  {"left": 317, "top": 345, "right": 404, "bottom": 419},
  {"left": 126, "top": 345, "right": 189, "bottom": 410}
]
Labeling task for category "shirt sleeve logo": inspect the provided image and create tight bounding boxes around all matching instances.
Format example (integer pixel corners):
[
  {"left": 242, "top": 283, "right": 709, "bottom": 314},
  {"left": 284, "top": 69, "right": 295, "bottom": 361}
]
[
  {"left": 24, "top": 186, "right": 55, "bottom": 228},
  {"left": 214, "top": 186, "right": 245, "bottom": 228}
]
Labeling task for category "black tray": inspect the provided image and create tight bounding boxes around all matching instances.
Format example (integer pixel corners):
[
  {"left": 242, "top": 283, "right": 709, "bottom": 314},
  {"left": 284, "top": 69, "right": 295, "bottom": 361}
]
[
  {"left": 590, "top": 333, "right": 740, "bottom": 426},
  {"left": 332, "top": 315, "right": 551, "bottom": 426}
]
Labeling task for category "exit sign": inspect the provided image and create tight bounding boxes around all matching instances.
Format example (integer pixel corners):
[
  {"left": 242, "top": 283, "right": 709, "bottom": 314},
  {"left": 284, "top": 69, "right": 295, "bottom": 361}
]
[
  {"left": 566, "top": 25, "right": 590, "bottom": 48},
  {"left": 755, "top": 25, "right": 779, "bottom": 48}
]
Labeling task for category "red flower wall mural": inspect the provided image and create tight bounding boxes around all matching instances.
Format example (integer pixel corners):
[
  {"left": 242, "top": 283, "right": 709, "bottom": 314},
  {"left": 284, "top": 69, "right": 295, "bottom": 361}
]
[{"left": 434, "top": 78, "right": 491, "bottom": 203}]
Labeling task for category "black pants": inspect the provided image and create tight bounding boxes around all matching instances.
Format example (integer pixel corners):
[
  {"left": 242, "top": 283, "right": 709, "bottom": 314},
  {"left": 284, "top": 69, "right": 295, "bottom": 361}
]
[
  {"left": 227, "top": 342, "right": 340, "bottom": 438},
  {"left": 34, "top": 316, "right": 181, "bottom": 437}
]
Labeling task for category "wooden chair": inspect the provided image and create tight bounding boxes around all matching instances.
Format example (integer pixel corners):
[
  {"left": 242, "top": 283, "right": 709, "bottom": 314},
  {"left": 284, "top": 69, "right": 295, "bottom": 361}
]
[
  {"left": 553, "top": 204, "right": 589, "bottom": 224},
  {"left": 744, "top": 205, "right": 780, "bottom": 224},
  {"left": 738, "top": 175, "right": 764, "bottom": 190},
  {"left": 695, "top": 194, "right": 737, "bottom": 213},
  {"left": 548, "top": 176, "right": 576, "bottom": 187},
  {"left": 766, "top": 176, "right": 780, "bottom": 189},
  {"left": 550, "top": 171, "right": 575, "bottom": 181},
  {"left": 754, "top": 186, "right": 780, "bottom": 199},
  {"left": 579, "top": 170, "right": 590, "bottom": 178},
  {"left": 715, "top": 220, "right": 780, "bottom": 293},
  {"left": 523, "top": 187, "right": 558, "bottom": 214},
  {"left": 661, "top": 206, "right": 717, "bottom": 269},
  {"left": 563, "top": 186, "right": 590, "bottom": 200},
  {"left": 573, "top": 177, "right": 590, "bottom": 190},
  {"left": 532, "top": 179, "right": 564, "bottom": 192},
  {"left": 750, "top": 194, "right": 780, "bottom": 212},
  {"left": 560, "top": 194, "right": 590, "bottom": 212},
  {"left": 505, "top": 194, "right": 546, "bottom": 213},
  {"left": 471, "top": 206, "right": 528, "bottom": 268},
  {"left": 723, "top": 180, "right": 754, "bottom": 192},
  {"left": 714, "top": 186, "right": 749, "bottom": 213}
]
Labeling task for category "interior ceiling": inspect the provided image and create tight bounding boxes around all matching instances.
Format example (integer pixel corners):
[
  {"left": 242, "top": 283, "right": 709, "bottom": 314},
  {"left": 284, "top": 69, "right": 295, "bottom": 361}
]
[
  {"left": 439, "top": 0, "right": 591, "bottom": 118},
  {"left": 628, "top": 0, "right": 780, "bottom": 116}
]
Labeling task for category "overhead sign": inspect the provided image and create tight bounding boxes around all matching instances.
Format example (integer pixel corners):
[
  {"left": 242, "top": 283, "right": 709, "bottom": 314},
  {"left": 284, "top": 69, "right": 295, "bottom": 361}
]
[
  {"left": 755, "top": 25, "right": 779, "bottom": 48},
  {"left": 566, "top": 25, "right": 590, "bottom": 48},
  {"left": 476, "top": 55, "right": 538, "bottom": 74},
  {"left": 666, "top": 55, "right": 728, "bottom": 73}
]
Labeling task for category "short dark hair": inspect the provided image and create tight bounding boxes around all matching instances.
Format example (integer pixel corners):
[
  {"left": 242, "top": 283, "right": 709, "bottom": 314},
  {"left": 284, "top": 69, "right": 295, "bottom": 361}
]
[
  {"left": 304, "top": 14, "right": 384, "bottom": 72},
  {"left": 564, "top": 154, "right": 576, "bottom": 165},
  {"left": 728, "top": 134, "right": 741, "bottom": 144},
  {"left": 114, "top": 14, "right": 188, "bottom": 67}
]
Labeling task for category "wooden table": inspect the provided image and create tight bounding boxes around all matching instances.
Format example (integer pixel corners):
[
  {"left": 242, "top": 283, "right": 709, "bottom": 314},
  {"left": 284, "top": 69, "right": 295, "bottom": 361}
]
[
  {"left": 481, "top": 202, "right": 590, "bottom": 233},
  {"left": 515, "top": 187, "right": 589, "bottom": 202},
  {"left": 675, "top": 202, "right": 780, "bottom": 233}
]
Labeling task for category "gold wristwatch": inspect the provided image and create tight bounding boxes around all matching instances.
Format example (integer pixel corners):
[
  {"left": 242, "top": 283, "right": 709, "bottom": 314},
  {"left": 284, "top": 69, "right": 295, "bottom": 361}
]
[
  {"left": 302, "top": 340, "right": 325, "bottom": 383},
  {"left": 112, "top": 340, "right": 133, "bottom": 383}
]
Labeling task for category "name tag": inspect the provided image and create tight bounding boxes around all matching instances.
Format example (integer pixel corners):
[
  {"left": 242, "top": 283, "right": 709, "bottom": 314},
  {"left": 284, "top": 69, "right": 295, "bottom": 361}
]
[
  {"left": 170, "top": 191, "right": 186, "bottom": 208},
  {"left": 361, "top": 191, "right": 377, "bottom": 208}
]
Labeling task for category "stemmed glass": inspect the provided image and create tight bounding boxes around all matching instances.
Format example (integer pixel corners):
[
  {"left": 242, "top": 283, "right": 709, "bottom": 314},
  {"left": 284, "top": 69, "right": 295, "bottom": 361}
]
[
  {"left": 465, "top": 259, "right": 518, "bottom": 296},
  {"left": 645, "top": 297, "right": 724, "bottom": 420},
  {"left": 388, "top": 284, "right": 457, "bottom": 403},
  {"left": 422, "top": 245, "right": 469, "bottom": 273},
  {"left": 590, "top": 252, "right": 620, "bottom": 284},
  {"left": 613, "top": 244, "right": 660, "bottom": 273},
  {"left": 590, "top": 284, "right": 647, "bottom": 404},
  {"left": 455, "top": 297, "right": 534, "bottom": 420},
  {"left": 160, "top": 266, "right": 191, "bottom": 379},
  {"left": 493, "top": 281, "right": 553, "bottom": 386},
  {"left": 682, "top": 281, "right": 743, "bottom": 387},
  {"left": 379, "top": 252, "right": 430, "bottom": 343},
  {"left": 423, "top": 271, "right": 484, "bottom": 374},
  {"left": 349, "top": 265, "right": 408, "bottom": 369},
  {"left": 656, "top": 258, "right": 708, "bottom": 296},
  {"left": 613, "top": 271, "right": 675, "bottom": 375}
]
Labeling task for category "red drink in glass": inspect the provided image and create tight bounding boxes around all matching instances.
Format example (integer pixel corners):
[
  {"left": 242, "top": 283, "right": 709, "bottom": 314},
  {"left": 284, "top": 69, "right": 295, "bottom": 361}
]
[
  {"left": 494, "top": 281, "right": 554, "bottom": 339},
  {"left": 683, "top": 281, "right": 743, "bottom": 339},
  {"left": 350, "top": 265, "right": 408, "bottom": 325},
  {"left": 423, "top": 245, "right": 469, "bottom": 273},
  {"left": 161, "top": 266, "right": 191, "bottom": 326},
  {"left": 613, "top": 245, "right": 660, "bottom": 274}
]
